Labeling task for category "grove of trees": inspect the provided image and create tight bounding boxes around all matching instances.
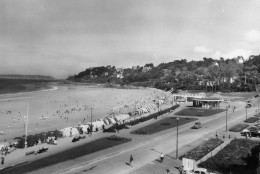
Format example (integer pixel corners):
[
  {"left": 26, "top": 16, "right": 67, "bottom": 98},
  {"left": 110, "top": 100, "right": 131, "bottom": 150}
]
[{"left": 68, "top": 55, "right": 260, "bottom": 92}]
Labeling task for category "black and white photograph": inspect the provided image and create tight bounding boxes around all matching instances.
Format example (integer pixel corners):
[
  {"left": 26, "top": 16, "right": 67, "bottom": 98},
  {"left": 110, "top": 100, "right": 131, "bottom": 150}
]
[{"left": 0, "top": 0, "right": 260, "bottom": 174}]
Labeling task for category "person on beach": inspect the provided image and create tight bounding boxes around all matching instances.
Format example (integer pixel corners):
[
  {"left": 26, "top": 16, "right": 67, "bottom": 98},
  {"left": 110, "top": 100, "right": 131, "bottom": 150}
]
[
  {"left": 129, "top": 155, "right": 133, "bottom": 166},
  {"left": 160, "top": 152, "right": 164, "bottom": 162}
]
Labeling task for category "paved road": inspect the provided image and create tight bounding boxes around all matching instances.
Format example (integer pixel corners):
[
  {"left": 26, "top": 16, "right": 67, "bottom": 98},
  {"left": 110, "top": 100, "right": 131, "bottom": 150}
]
[{"left": 27, "top": 100, "right": 255, "bottom": 174}]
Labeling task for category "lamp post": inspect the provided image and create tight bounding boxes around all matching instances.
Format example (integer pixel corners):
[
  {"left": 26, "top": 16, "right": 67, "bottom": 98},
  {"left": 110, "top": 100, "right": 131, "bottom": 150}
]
[
  {"left": 90, "top": 106, "right": 93, "bottom": 135},
  {"left": 134, "top": 101, "right": 137, "bottom": 121},
  {"left": 25, "top": 104, "right": 29, "bottom": 148},
  {"left": 157, "top": 97, "right": 160, "bottom": 117},
  {"left": 176, "top": 117, "right": 179, "bottom": 159},
  {"left": 226, "top": 106, "right": 228, "bottom": 132},
  {"left": 257, "top": 97, "right": 259, "bottom": 114},
  {"left": 171, "top": 95, "right": 173, "bottom": 107},
  {"left": 246, "top": 103, "right": 248, "bottom": 120}
]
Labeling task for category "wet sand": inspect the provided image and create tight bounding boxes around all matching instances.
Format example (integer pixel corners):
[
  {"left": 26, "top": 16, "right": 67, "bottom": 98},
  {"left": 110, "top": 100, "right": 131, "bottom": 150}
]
[{"left": 0, "top": 85, "right": 169, "bottom": 142}]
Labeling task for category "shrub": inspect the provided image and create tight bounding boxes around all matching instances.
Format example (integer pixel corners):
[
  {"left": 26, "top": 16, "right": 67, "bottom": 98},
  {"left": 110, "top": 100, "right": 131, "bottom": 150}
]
[
  {"left": 27, "top": 135, "right": 37, "bottom": 147},
  {"left": 103, "top": 104, "right": 180, "bottom": 133},
  {"left": 244, "top": 117, "right": 260, "bottom": 123},
  {"left": 229, "top": 124, "right": 249, "bottom": 132},
  {"left": 180, "top": 138, "right": 224, "bottom": 161}
]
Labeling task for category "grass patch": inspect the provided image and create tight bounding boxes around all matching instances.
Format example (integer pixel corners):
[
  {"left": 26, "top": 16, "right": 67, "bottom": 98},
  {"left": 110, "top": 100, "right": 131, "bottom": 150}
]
[
  {"left": 180, "top": 138, "right": 224, "bottom": 161},
  {"left": 199, "top": 139, "right": 260, "bottom": 174},
  {"left": 229, "top": 124, "right": 249, "bottom": 132},
  {"left": 218, "top": 92, "right": 258, "bottom": 100},
  {"left": 244, "top": 117, "right": 260, "bottom": 123},
  {"left": 175, "top": 108, "right": 225, "bottom": 117},
  {"left": 131, "top": 117, "right": 196, "bottom": 135},
  {"left": 0, "top": 136, "right": 131, "bottom": 174}
]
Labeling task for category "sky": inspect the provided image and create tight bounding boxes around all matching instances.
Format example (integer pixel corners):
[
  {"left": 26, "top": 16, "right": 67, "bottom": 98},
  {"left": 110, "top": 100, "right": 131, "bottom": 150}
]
[{"left": 0, "top": 0, "right": 260, "bottom": 79}]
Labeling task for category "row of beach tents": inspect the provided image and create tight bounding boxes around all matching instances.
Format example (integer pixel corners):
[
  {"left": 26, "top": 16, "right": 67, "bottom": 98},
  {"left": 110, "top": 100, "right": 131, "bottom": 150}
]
[
  {"left": 60, "top": 100, "right": 166, "bottom": 137},
  {"left": 134, "top": 103, "right": 157, "bottom": 115},
  {"left": 59, "top": 114, "right": 130, "bottom": 137}
]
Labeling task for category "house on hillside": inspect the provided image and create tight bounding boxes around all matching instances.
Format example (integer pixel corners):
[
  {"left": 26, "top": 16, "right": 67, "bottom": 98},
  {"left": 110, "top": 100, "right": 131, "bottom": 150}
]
[
  {"left": 132, "top": 66, "right": 138, "bottom": 70},
  {"left": 116, "top": 68, "right": 124, "bottom": 73},
  {"left": 142, "top": 66, "right": 152, "bottom": 73},
  {"left": 116, "top": 74, "right": 124, "bottom": 79},
  {"left": 223, "top": 77, "right": 237, "bottom": 84},
  {"left": 175, "top": 69, "right": 181, "bottom": 76},
  {"left": 104, "top": 72, "right": 109, "bottom": 77},
  {"left": 115, "top": 68, "right": 124, "bottom": 79},
  {"left": 162, "top": 69, "right": 172, "bottom": 77}
]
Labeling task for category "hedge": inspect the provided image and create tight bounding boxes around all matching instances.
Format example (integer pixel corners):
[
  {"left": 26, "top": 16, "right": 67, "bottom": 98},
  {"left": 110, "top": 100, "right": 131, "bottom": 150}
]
[{"left": 103, "top": 104, "right": 180, "bottom": 133}]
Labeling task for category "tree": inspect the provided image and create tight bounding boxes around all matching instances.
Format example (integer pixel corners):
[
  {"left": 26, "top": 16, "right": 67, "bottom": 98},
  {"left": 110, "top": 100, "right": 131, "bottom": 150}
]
[{"left": 219, "top": 59, "right": 242, "bottom": 89}]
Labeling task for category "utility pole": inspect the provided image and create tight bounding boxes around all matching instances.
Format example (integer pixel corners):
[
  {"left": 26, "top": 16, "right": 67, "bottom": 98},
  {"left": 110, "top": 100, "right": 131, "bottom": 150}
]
[
  {"left": 132, "top": 101, "right": 137, "bottom": 121},
  {"left": 226, "top": 106, "right": 228, "bottom": 131},
  {"left": 246, "top": 103, "right": 248, "bottom": 120},
  {"left": 171, "top": 95, "right": 173, "bottom": 107},
  {"left": 157, "top": 98, "right": 160, "bottom": 117},
  {"left": 176, "top": 117, "right": 179, "bottom": 159},
  {"left": 257, "top": 96, "right": 260, "bottom": 113},
  {"left": 25, "top": 104, "right": 29, "bottom": 148},
  {"left": 90, "top": 106, "right": 93, "bottom": 135}
]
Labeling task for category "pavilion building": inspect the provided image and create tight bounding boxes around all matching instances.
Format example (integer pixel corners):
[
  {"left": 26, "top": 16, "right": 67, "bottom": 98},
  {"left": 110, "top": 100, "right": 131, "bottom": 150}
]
[{"left": 193, "top": 98, "right": 223, "bottom": 108}]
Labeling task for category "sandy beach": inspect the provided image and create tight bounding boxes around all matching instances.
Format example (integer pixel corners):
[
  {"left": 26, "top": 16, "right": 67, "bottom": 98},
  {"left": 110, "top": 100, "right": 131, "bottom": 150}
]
[{"left": 0, "top": 84, "right": 170, "bottom": 142}]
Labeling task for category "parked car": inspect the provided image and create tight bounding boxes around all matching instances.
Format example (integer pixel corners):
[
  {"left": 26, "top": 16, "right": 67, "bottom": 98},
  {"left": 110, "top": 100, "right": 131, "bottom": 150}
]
[
  {"left": 240, "top": 129, "right": 250, "bottom": 136},
  {"left": 241, "top": 127, "right": 260, "bottom": 137},
  {"left": 192, "top": 122, "right": 202, "bottom": 129},
  {"left": 187, "top": 168, "right": 214, "bottom": 174}
]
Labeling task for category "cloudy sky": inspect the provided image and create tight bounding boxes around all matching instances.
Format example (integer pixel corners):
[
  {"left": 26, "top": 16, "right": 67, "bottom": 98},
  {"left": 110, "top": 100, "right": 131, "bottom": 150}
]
[{"left": 0, "top": 0, "right": 260, "bottom": 78}]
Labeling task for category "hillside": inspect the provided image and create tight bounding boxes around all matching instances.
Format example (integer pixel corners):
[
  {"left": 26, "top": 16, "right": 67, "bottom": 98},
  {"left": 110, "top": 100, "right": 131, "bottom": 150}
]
[{"left": 68, "top": 55, "right": 260, "bottom": 92}]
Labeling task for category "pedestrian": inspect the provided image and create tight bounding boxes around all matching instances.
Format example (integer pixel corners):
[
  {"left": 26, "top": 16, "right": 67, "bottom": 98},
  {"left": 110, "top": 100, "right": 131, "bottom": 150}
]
[
  {"left": 129, "top": 155, "right": 133, "bottom": 166},
  {"left": 166, "top": 169, "right": 170, "bottom": 174},
  {"left": 223, "top": 135, "right": 225, "bottom": 139},
  {"left": 160, "top": 152, "right": 164, "bottom": 162},
  {"left": 246, "top": 133, "right": 248, "bottom": 139},
  {"left": 102, "top": 124, "right": 105, "bottom": 130},
  {"left": 249, "top": 132, "right": 252, "bottom": 138}
]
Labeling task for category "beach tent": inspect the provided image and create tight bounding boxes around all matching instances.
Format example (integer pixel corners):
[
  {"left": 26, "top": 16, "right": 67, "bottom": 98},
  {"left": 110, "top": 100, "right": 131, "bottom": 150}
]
[
  {"left": 114, "top": 114, "right": 129, "bottom": 122},
  {"left": 141, "top": 108, "right": 148, "bottom": 113},
  {"left": 60, "top": 128, "right": 70, "bottom": 137},
  {"left": 103, "top": 119, "right": 110, "bottom": 125},
  {"left": 70, "top": 127, "right": 79, "bottom": 135},
  {"left": 107, "top": 117, "right": 117, "bottom": 124},
  {"left": 78, "top": 124, "right": 90, "bottom": 133},
  {"left": 135, "top": 109, "right": 143, "bottom": 115},
  {"left": 0, "top": 142, "right": 8, "bottom": 151},
  {"left": 60, "top": 127, "right": 79, "bottom": 137},
  {"left": 92, "top": 120, "right": 105, "bottom": 128}
]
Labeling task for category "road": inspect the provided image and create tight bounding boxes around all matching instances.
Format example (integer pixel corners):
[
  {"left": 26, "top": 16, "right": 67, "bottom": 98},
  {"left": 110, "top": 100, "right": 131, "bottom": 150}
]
[{"left": 27, "top": 100, "right": 256, "bottom": 174}]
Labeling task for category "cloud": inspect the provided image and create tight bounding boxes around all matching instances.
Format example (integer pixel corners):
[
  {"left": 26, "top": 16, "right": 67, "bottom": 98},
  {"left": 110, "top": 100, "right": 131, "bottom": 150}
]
[
  {"left": 245, "top": 29, "right": 260, "bottom": 42},
  {"left": 212, "top": 49, "right": 252, "bottom": 59},
  {"left": 194, "top": 46, "right": 212, "bottom": 53}
]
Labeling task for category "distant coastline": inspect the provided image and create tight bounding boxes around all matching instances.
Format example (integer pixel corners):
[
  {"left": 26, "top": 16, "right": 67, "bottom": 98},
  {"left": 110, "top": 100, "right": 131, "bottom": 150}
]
[{"left": 0, "top": 85, "right": 58, "bottom": 98}]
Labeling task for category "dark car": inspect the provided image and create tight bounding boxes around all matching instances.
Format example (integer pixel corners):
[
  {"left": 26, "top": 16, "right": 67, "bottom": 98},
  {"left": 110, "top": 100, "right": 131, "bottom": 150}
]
[
  {"left": 192, "top": 122, "right": 202, "bottom": 129},
  {"left": 37, "top": 147, "right": 48, "bottom": 154}
]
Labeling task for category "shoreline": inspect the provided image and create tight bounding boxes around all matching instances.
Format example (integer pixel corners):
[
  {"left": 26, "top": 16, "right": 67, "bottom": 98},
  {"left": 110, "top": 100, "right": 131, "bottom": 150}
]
[{"left": 0, "top": 86, "right": 58, "bottom": 98}]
